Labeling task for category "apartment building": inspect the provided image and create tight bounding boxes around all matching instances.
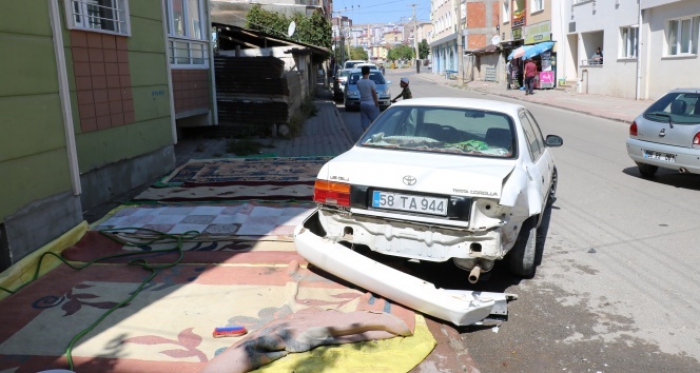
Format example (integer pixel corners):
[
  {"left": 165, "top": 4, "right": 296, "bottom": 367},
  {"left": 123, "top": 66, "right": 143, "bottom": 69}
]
[
  {"left": 556, "top": 0, "right": 699, "bottom": 99},
  {"left": 430, "top": 0, "right": 462, "bottom": 74}
]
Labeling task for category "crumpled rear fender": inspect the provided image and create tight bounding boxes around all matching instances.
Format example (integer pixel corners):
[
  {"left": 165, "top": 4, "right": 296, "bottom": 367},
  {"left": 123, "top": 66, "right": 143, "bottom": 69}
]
[{"left": 498, "top": 167, "right": 542, "bottom": 218}]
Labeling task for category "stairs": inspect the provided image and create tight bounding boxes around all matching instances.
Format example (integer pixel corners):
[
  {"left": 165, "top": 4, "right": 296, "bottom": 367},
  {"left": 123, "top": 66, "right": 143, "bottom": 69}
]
[{"left": 554, "top": 79, "right": 578, "bottom": 93}]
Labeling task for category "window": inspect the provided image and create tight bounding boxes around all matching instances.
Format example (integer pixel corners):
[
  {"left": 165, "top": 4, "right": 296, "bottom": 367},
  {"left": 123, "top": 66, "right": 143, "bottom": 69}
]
[
  {"left": 531, "top": 0, "right": 544, "bottom": 13},
  {"left": 667, "top": 16, "right": 700, "bottom": 56},
  {"left": 165, "top": 0, "right": 209, "bottom": 67},
  {"left": 65, "top": 0, "right": 130, "bottom": 36},
  {"left": 503, "top": 1, "right": 510, "bottom": 23},
  {"left": 621, "top": 26, "right": 638, "bottom": 58}
]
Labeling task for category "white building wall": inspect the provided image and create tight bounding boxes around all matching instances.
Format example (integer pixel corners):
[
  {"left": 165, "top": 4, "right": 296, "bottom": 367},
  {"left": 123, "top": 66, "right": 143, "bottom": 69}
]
[
  {"left": 566, "top": 0, "right": 641, "bottom": 98},
  {"left": 642, "top": 1, "right": 700, "bottom": 100}
]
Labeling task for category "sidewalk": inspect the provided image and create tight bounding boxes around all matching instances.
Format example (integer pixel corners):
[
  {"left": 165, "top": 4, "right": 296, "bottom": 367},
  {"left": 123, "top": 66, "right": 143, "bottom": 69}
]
[{"left": 416, "top": 72, "right": 654, "bottom": 124}]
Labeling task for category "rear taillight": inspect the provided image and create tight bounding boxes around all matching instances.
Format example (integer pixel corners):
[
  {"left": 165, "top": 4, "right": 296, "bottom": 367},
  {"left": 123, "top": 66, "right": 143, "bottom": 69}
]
[
  {"left": 629, "top": 121, "right": 638, "bottom": 137},
  {"left": 314, "top": 180, "right": 351, "bottom": 207},
  {"left": 693, "top": 132, "right": 700, "bottom": 146}
]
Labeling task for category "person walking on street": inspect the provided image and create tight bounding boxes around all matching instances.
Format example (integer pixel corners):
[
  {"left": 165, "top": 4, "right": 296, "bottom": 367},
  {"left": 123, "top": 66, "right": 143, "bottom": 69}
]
[
  {"left": 524, "top": 58, "right": 537, "bottom": 95},
  {"left": 357, "top": 66, "right": 379, "bottom": 131},
  {"left": 506, "top": 60, "right": 513, "bottom": 90},
  {"left": 391, "top": 77, "right": 412, "bottom": 103}
]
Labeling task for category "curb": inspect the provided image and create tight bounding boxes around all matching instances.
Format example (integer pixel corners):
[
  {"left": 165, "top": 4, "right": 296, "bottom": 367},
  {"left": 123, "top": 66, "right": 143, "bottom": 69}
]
[{"left": 414, "top": 74, "right": 635, "bottom": 125}]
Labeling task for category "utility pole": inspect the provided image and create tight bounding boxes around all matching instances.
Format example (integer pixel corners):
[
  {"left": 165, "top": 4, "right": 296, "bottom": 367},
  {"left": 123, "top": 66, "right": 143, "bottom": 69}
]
[
  {"left": 410, "top": 3, "right": 419, "bottom": 71},
  {"left": 455, "top": 0, "right": 464, "bottom": 85}
]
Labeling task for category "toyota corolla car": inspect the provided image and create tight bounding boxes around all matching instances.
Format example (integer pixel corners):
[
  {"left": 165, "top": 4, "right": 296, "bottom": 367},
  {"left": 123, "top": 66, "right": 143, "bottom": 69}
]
[
  {"left": 626, "top": 88, "right": 700, "bottom": 178},
  {"left": 344, "top": 69, "right": 392, "bottom": 111},
  {"left": 295, "top": 97, "right": 563, "bottom": 288}
]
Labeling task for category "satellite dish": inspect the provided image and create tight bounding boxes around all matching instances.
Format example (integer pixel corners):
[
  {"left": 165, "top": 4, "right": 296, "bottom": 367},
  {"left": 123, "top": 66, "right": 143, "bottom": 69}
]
[
  {"left": 288, "top": 21, "right": 296, "bottom": 37},
  {"left": 491, "top": 35, "right": 501, "bottom": 45}
]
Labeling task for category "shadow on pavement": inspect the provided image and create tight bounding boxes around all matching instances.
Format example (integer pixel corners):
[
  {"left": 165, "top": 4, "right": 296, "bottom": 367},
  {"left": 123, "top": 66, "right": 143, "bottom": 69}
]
[{"left": 622, "top": 166, "right": 700, "bottom": 191}]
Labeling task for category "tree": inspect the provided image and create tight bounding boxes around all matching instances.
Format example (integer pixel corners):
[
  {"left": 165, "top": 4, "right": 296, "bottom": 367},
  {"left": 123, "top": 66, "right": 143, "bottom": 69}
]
[
  {"left": 246, "top": 5, "right": 331, "bottom": 50},
  {"left": 387, "top": 44, "right": 414, "bottom": 62},
  {"left": 349, "top": 46, "right": 368, "bottom": 61},
  {"left": 419, "top": 39, "right": 430, "bottom": 59}
]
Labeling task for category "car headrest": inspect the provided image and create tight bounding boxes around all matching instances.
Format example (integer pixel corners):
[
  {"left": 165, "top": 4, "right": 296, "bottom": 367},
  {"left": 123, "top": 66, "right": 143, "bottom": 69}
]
[{"left": 670, "top": 99, "right": 686, "bottom": 115}]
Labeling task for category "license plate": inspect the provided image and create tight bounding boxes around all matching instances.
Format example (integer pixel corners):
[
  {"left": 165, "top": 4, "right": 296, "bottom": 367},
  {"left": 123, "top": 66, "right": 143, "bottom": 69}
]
[
  {"left": 643, "top": 150, "right": 676, "bottom": 162},
  {"left": 372, "top": 191, "right": 448, "bottom": 216}
]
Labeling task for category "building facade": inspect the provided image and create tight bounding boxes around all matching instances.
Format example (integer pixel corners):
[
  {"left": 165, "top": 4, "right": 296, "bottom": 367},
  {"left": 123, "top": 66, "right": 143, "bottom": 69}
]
[
  {"left": 430, "top": 0, "right": 462, "bottom": 74},
  {"left": 556, "top": 0, "right": 699, "bottom": 99},
  {"left": 0, "top": 0, "right": 217, "bottom": 272}
]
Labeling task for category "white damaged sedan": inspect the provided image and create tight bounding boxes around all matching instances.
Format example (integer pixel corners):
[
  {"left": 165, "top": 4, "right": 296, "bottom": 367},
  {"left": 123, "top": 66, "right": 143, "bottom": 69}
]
[{"left": 297, "top": 98, "right": 563, "bottom": 283}]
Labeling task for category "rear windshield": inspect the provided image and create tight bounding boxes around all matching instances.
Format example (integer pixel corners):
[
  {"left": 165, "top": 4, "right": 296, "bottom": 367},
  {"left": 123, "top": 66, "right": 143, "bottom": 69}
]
[
  {"left": 644, "top": 92, "right": 700, "bottom": 124},
  {"left": 359, "top": 106, "right": 517, "bottom": 158},
  {"left": 348, "top": 72, "right": 386, "bottom": 85}
]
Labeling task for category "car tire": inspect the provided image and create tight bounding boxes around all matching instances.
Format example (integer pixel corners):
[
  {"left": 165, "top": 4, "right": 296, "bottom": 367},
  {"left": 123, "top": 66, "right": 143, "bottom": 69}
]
[
  {"left": 547, "top": 166, "right": 558, "bottom": 206},
  {"left": 636, "top": 162, "right": 658, "bottom": 178},
  {"left": 508, "top": 218, "right": 537, "bottom": 277}
]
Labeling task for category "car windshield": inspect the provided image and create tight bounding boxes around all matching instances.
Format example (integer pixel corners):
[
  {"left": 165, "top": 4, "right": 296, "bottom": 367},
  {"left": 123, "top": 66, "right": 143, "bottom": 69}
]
[
  {"left": 643, "top": 92, "right": 700, "bottom": 124},
  {"left": 359, "top": 106, "right": 517, "bottom": 158},
  {"left": 339, "top": 70, "right": 351, "bottom": 78},
  {"left": 348, "top": 72, "right": 387, "bottom": 85}
]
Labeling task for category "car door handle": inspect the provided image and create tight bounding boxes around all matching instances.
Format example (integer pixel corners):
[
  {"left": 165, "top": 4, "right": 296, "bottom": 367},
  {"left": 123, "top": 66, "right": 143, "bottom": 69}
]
[{"left": 541, "top": 176, "right": 545, "bottom": 184}]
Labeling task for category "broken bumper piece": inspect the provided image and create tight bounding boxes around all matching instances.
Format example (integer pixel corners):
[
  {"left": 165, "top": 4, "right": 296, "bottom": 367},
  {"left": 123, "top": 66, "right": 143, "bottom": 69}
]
[{"left": 293, "top": 211, "right": 515, "bottom": 327}]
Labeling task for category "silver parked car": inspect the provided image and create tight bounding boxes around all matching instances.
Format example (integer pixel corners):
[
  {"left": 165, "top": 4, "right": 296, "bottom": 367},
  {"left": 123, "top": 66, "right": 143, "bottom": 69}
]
[
  {"left": 626, "top": 88, "right": 700, "bottom": 178},
  {"left": 344, "top": 69, "right": 392, "bottom": 111},
  {"left": 332, "top": 69, "right": 352, "bottom": 101}
]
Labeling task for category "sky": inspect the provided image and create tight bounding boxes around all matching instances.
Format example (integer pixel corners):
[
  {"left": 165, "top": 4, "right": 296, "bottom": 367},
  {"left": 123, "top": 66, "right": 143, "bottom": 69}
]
[{"left": 333, "top": 0, "right": 431, "bottom": 25}]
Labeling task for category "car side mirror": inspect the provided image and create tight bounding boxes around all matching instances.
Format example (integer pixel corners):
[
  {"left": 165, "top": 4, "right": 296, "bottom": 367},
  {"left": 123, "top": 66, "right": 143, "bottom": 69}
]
[{"left": 545, "top": 135, "right": 563, "bottom": 147}]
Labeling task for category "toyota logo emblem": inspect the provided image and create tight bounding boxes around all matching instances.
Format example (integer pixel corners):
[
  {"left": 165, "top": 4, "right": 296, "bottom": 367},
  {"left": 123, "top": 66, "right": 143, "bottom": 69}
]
[
  {"left": 659, "top": 128, "right": 666, "bottom": 137},
  {"left": 403, "top": 176, "right": 417, "bottom": 185}
]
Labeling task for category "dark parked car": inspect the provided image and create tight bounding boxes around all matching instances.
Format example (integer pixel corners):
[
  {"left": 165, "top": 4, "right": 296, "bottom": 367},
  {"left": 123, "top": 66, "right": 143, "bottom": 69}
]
[{"left": 332, "top": 69, "right": 352, "bottom": 101}]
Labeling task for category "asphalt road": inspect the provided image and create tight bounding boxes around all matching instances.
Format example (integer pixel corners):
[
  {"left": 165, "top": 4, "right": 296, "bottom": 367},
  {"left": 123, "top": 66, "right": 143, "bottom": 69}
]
[{"left": 335, "top": 70, "right": 700, "bottom": 373}]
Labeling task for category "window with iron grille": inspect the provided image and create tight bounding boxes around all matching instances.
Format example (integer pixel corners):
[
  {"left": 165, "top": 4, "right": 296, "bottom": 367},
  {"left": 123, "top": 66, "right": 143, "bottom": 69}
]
[
  {"left": 165, "top": 0, "right": 209, "bottom": 68},
  {"left": 621, "top": 26, "right": 638, "bottom": 58},
  {"left": 65, "top": 0, "right": 130, "bottom": 36},
  {"left": 666, "top": 16, "right": 699, "bottom": 56}
]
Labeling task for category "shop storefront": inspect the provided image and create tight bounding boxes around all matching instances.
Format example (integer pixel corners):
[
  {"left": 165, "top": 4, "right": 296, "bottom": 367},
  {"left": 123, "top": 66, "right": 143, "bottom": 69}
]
[{"left": 523, "top": 21, "right": 555, "bottom": 90}]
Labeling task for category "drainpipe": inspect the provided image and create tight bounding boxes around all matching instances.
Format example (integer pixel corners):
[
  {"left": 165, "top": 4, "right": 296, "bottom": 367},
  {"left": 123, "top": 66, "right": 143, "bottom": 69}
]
[
  {"left": 635, "top": 3, "right": 643, "bottom": 100},
  {"left": 48, "top": 0, "right": 82, "bottom": 196},
  {"left": 160, "top": 0, "right": 178, "bottom": 144},
  {"left": 206, "top": 2, "right": 219, "bottom": 125}
]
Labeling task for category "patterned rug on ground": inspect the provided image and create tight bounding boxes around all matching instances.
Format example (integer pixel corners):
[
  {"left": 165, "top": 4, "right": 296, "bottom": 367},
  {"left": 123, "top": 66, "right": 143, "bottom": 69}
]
[
  {"left": 0, "top": 260, "right": 434, "bottom": 373},
  {"left": 92, "top": 201, "right": 316, "bottom": 241},
  {"left": 134, "top": 183, "right": 315, "bottom": 202},
  {"left": 158, "top": 157, "right": 333, "bottom": 187}
]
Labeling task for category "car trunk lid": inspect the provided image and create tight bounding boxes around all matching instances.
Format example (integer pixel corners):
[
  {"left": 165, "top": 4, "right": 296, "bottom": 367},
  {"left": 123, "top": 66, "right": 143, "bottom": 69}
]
[{"left": 320, "top": 147, "right": 516, "bottom": 199}]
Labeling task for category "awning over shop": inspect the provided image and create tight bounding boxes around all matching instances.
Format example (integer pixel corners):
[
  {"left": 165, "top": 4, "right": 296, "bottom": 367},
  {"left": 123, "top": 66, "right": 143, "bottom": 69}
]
[
  {"left": 522, "top": 41, "right": 554, "bottom": 59},
  {"left": 507, "top": 41, "right": 554, "bottom": 60},
  {"left": 467, "top": 44, "right": 500, "bottom": 55}
]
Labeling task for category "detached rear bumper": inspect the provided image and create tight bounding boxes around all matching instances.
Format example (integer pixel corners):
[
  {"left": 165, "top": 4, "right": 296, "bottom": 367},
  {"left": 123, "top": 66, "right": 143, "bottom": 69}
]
[{"left": 293, "top": 211, "right": 514, "bottom": 326}]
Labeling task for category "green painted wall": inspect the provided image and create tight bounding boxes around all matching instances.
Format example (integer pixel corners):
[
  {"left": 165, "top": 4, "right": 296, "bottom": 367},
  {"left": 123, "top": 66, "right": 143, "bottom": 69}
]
[
  {"left": 0, "top": 1, "right": 73, "bottom": 221},
  {"left": 61, "top": 0, "right": 174, "bottom": 173}
]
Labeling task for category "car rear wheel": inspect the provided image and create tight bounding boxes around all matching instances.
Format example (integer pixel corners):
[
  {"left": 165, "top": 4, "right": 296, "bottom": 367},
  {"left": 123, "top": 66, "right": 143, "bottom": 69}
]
[
  {"left": 636, "top": 162, "right": 658, "bottom": 178},
  {"left": 547, "top": 167, "right": 558, "bottom": 206},
  {"left": 508, "top": 218, "right": 537, "bottom": 277}
]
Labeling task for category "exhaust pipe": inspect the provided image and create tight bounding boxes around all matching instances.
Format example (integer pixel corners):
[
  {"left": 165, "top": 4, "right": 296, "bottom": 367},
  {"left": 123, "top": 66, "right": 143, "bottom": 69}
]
[
  {"left": 468, "top": 265, "right": 482, "bottom": 284},
  {"left": 679, "top": 167, "right": 688, "bottom": 174}
]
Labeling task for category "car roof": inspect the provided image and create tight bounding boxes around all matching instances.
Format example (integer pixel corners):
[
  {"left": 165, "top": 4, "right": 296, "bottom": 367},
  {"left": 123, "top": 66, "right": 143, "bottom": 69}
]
[
  {"left": 349, "top": 68, "right": 383, "bottom": 74},
  {"left": 391, "top": 97, "right": 525, "bottom": 116},
  {"left": 665, "top": 88, "right": 700, "bottom": 94}
]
